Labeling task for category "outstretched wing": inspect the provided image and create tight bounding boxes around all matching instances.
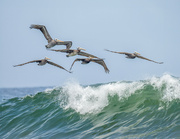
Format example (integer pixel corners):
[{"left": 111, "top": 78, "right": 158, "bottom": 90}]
[
  {"left": 30, "top": 24, "right": 52, "bottom": 43},
  {"left": 105, "top": 49, "right": 131, "bottom": 55},
  {"left": 14, "top": 60, "right": 41, "bottom": 67},
  {"left": 56, "top": 41, "right": 72, "bottom": 49},
  {"left": 47, "top": 61, "right": 71, "bottom": 73},
  {"left": 91, "top": 59, "right": 110, "bottom": 73},
  {"left": 49, "top": 49, "right": 74, "bottom": 53},
  {"left": 136, "top": 55, "right": 163, "bottom": 64},
  {"left": 78, "top": 51, "right": 98, "bottom": 58},
  {"left": 70, "top": 58, "right": 84, "bottom": 70}
]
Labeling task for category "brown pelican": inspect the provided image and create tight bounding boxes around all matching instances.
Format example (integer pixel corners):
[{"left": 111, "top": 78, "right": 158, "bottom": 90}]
[
  {"left": 70, "top": 57, "right": 110, "bottom": 73},
  {"left": 30, "top": 24, "right": 72, "bottom": 49},
  {"left": 49, "top": 47, "right": 99, "bottom": 58},
  {"left": 14, "top": 57, "right": 71, "bottom": 73},
  {"left": 105, "top": 49, "right": 163, "bottom": 64}
]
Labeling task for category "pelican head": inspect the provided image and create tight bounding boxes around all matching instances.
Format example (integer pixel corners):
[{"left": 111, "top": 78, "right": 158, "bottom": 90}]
[
  {"left": 134, "top": 51, "right": 140, "bottom": 56},
  {"left": 45, "top": 57, "right": 51, "bottom": 60},
  {"left": 54, "top": 38, "right": 62, "bottom": 43},
  {"left": 77, "top": 47, "right": 86, "bottom": 51}
]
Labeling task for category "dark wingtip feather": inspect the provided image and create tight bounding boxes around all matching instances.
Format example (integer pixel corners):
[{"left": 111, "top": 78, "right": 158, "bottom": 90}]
[
  {"left": 104, "top": 49, "right": 110, "bottom": 51},
  {"left": 106, "top": 69, "right": 110, "bottom": 74},
  {"left": 29, "top": 24, "right": 34, "bottom": 29}
]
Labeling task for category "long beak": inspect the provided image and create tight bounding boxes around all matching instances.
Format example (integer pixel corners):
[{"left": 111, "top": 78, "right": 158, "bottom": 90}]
[
  {"left": 45, "top": 57, "right": 51, "bottom": 60},
  {"left": 55, "top": 39, "right": 64, "bottom": 42},
  {"left": 80, "top": 48, "right": 86, "bottom": 51},
  {"left": 135, "top": 52, "right": 141, "bottom": 55}
]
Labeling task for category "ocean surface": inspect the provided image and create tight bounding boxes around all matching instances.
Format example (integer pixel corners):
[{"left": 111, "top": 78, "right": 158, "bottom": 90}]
[{"left": 1, "top": 74, "right": 180, "bottom": 139}]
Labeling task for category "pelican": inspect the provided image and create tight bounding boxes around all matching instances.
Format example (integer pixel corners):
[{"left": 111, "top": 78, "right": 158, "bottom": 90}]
[
  {"left": 105, "top": 49, "right": 163, "bottom": 64},
  {"left": 30, "top": 24, "right": 72, "bottom": 49},
  {"left": 14, "top": 57, "right": 71, "bottom": 73},
  {"left": 49, "top": 47, "right": 99, "bottom": 58},
  {"left": 70, "top": 57, "right": 110, "bottom": 73}
]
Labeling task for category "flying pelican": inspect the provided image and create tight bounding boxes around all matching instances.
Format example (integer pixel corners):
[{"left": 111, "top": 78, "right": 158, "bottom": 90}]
[
  {"left": 30, "top": 24, "right": 72, "bottom": 49},
  {"left": 70, "top": 57, "right": 110, "bottom": 73},
  {"left": 105, "top": 49, "right": 163, "bottom": 64},
  {"left": 49, "top": 47, "right": 99, "bottom": 58},
  {"left": 14, "top": 57, "right": 71, "bottom": 73}
]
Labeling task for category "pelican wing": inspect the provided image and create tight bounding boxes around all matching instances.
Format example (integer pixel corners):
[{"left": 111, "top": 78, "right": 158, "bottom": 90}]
[
  {"left": 78, "top": 51, "right": 98, "bottom": 58},
  {"left": 105, "top": 49, "right": 131, "bottom": 55},
  {"left": 136, "top": 55, "right": 163, "bottom": 64},
  {"left": 56, "top": 41, "right": 72, "bottom": 49},
  {"left": 70, "top": 58, "right": 84, "bottom": 70},
  {"left": 14, "top": 60, "right": 41, "bottom": 67},
  {"left": 47, "top": 61, "right": 71, "bottom": 73},
  {"left": 30, "top": 24, "right": 52, "bottom": 43},
  {"left": 49, "top": 49, "right": 74, "bottom": 53},
  {"left": 91, "top": 59, "right": 110, "bottom": 73}
]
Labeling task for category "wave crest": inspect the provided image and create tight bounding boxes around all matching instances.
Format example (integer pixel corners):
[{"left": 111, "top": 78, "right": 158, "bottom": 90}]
[
  {"left": 149, "top": 74, "right": 180, "bottom": 101},
  {"left": 58, "top": 80, "right": 142, "bottom": 114},
  {"left": 56, "top": 74, "right": 180, "bottom": 114}
]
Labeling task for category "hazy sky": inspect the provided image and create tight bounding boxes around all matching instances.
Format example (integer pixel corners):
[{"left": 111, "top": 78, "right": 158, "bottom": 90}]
[{"left": 0, "top": 0, "right": 180, "bottom": 88}]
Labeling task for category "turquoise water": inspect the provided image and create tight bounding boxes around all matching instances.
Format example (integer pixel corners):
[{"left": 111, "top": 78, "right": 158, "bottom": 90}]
[{"left": 1, "top": 74, "right": 180, "bottom": 138}]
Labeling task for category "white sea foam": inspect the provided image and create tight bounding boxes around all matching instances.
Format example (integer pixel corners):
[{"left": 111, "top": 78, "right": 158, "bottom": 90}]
[
  {"left": 149, "top": 74, "right": 180, "bottom": 101},
  {"left": 59, "top": 80, "right": 143, "bottom": 114},
  {"left": 57, "top": 74, "right": 180, "bottom": 114},
  {"left": 44, "top": 88, "right": 54, "bottom": 93}
]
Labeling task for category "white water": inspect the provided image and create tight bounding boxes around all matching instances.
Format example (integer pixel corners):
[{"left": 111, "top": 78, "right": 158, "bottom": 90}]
[
  {"left": 58, "top": 80, "right": 143, "bottom": 114},
  {"left": 149, "top": 74, "right": 180, "bottom": 101},
  {"left": 55, "top": 74, "right": 180, "bottom": 114}
]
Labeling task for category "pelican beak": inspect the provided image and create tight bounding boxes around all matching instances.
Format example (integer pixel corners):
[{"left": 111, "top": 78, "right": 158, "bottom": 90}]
[
  {"left": 55, "top": 38, "right": 63, "bottom": 42},
  {"left": 45, "top": 57, "right": 51, "bottom": 60},
  {"left": 80, "top": 48, "right": 86, "bottom": 51},
  {"left": 135, "top": 51, "right": 140, "bottom": 55}
]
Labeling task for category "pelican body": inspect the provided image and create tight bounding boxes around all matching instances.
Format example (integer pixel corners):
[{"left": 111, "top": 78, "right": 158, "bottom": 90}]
[
  {"left": 124, "top": 52, "right": 139, "bottom": 59},
  {"left": 105, "top": 49, "right": 163, "bottom": 64},
  {"left": 70, "top": 57, "right": 110, "bottom": 73},
  {"left": 37, "top": 58, "right": 49, "bottom": 65},
  {"left": 50, "top": 47, "right": 99, "bottom": 58},
  {"left": 66, "top": 49, "right": 82, "bottom": 57},
  {"left": 14, "top": 57, "right": 71, "bottom": 73},
  {"left": 80, "top": 58, "right": 91, "bottom": 64},
  {"left": 30, "top": 24, "right": 72, "bottom": 49}
]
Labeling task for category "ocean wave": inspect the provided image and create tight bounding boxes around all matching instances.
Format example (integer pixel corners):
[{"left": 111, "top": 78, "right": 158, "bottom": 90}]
[
  {"left": 149, "top": 74, "right": 180, "bottom": 101},
  {"left": 58, "top": 80, "right": 143, "bottom": 114},
  {"left": 1, "top": 74, "right": 180, "bottom": 138},
  {"left": 53, "top": 74, "right": 180, "bottom": 114}
]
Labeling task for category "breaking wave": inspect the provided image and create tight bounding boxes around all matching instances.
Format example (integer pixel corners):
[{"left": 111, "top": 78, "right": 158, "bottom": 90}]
[{"left": 1, "top": 74, "right": 180, "bottom": 138}]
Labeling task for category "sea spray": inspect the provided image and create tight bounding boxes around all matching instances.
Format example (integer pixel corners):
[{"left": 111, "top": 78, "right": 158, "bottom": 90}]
[
  {"left": 53, "top": 75, "right": 180, "bottom": 115},
  {"left": 149, "top": 74, "right": 180, "bottom": 101}
]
